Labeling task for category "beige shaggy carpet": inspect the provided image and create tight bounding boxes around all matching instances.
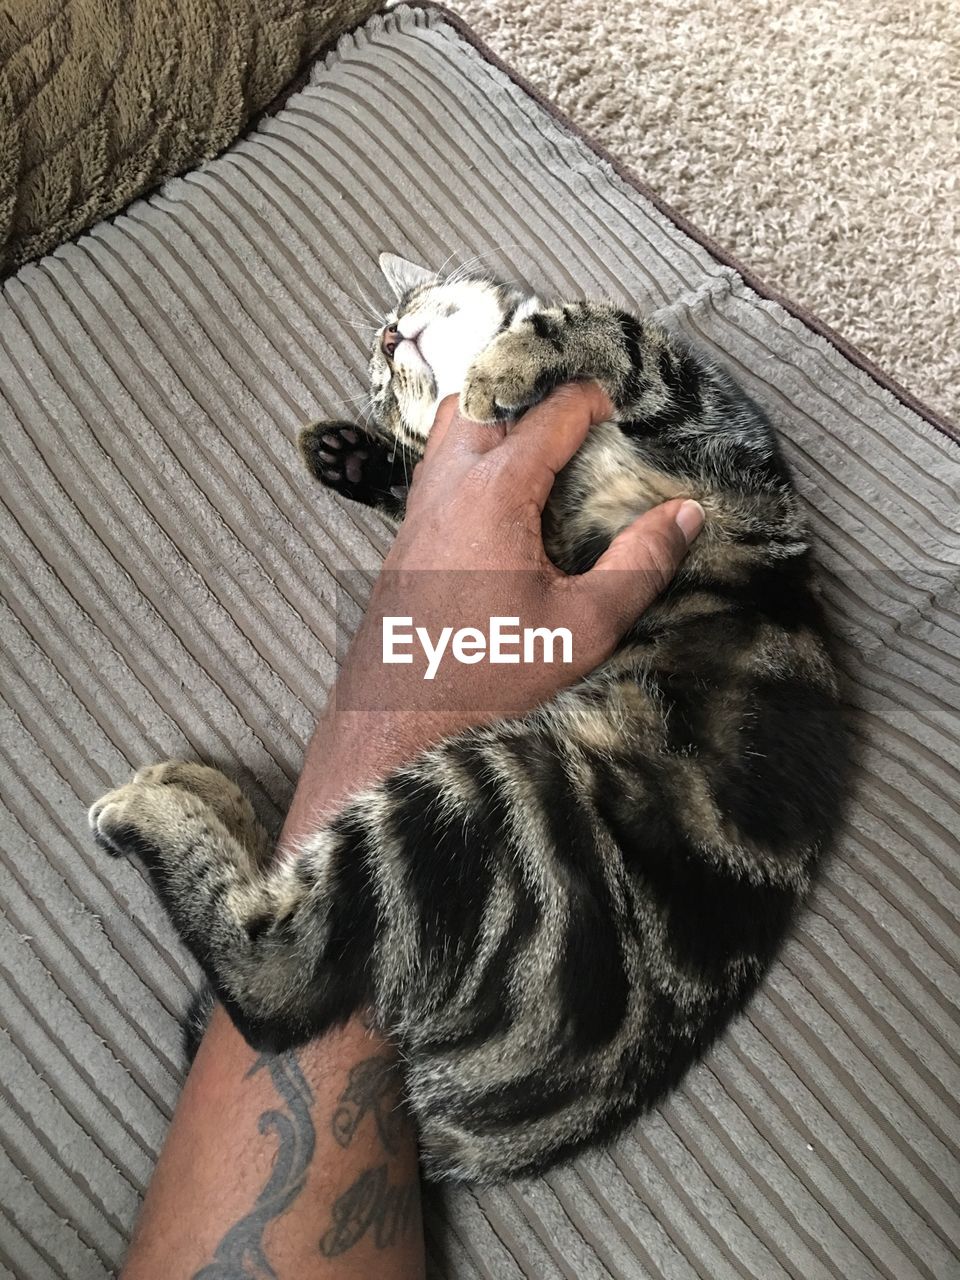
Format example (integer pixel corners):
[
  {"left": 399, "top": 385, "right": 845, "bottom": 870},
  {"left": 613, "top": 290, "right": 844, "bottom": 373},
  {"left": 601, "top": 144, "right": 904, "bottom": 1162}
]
[{"left": 451, "top": 0, "right": 959, "bottom": 424}]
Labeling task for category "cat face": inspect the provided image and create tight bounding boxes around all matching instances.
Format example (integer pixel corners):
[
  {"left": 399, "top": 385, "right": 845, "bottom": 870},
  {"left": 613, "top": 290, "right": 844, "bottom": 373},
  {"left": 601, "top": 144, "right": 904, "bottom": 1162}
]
[{"left": 369, "top": 253, "right": 531, "bottom": 448}]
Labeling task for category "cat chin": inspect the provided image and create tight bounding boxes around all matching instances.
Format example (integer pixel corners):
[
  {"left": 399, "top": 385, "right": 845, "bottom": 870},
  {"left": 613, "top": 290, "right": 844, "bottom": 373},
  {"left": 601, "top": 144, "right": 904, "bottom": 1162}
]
[{"left": 402, "top": 374, "right": 466, "bottom": 437}]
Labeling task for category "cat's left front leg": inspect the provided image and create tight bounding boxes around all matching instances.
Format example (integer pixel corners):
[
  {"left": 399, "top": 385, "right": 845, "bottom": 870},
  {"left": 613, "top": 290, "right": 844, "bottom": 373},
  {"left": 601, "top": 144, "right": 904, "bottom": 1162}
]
[{"left": 460, "top": 302, "right": 632, "bottom": 423}]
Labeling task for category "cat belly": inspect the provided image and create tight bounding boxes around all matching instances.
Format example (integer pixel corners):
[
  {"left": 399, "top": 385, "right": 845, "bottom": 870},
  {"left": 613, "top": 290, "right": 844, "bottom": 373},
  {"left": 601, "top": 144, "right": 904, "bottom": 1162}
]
[{"left": 543, "top": 421, "right": 686, "bottom": 571}]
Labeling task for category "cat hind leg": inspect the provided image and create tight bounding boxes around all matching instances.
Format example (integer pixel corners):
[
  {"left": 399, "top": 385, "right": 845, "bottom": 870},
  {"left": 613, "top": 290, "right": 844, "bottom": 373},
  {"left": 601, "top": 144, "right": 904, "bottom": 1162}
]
[{"left": 90, "top": 762, "right": 323, "bottom": 1051}]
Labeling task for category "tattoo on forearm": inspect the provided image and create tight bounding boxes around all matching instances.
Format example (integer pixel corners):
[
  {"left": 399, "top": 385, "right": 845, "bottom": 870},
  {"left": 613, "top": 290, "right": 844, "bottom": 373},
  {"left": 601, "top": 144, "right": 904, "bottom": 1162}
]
[
  {"left": 191, "top": 1046, "right": 418, "bottom": 1277},
  {"left": 320, "top": 1053, "right": 419, "bottom": 1257},
  {"left": 332, "top": 1053, "right": 408, "bottom": 1155},
  {"left": 320, "top": 1165, "right": 420, "bottom": 1257},
  {"left": 192, "top": 1053, "right": 315, "bottom": 1280}
]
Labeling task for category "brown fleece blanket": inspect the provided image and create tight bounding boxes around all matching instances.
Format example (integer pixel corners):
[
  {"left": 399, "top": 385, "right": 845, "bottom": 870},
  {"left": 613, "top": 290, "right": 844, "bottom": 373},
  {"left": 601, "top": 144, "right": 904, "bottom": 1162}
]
[{"left": 0, "top": 0, "right": 381, "bottom": 274}]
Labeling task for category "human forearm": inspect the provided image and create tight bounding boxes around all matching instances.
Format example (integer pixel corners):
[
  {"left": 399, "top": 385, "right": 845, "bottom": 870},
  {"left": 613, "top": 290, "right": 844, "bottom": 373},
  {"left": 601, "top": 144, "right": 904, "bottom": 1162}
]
[{"left": 120, "top": 704, "right": 455, "bottom": 1280}]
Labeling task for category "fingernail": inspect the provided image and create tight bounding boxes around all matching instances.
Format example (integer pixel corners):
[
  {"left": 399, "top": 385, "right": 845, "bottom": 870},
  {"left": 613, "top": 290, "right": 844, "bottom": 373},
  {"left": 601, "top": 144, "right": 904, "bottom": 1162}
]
[{"left": 675, "top": 499, "right": 705, "bottom": 545}]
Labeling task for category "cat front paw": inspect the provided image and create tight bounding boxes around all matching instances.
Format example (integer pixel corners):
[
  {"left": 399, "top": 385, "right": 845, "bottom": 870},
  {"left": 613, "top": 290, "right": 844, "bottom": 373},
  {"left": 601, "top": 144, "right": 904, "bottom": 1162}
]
[
  {"left": 300, "top": 422, "right": 371, "bottom": 491},
  {"left": 460, "top": 324, "right": 560, "bottom": 424},
  {"left": 299, "top": 421, "right": 407, "bottom": 515},
  {"left": 136, "top": 762, "right": 264, "bottom": 846}
]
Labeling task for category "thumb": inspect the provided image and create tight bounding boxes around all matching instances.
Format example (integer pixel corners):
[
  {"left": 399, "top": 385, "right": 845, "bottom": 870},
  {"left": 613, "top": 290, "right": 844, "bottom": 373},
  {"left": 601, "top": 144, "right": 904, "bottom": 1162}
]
[{"left": 582, "top": 498, "right": 705, "bottom": 630}]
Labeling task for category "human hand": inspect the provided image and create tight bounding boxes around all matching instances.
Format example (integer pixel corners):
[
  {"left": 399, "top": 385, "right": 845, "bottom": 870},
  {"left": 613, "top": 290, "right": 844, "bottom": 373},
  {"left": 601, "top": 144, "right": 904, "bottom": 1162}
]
[
  {"left": 334, "top": 381, "right": 704, "bottom": 721},
  {"left": 286, "top": 380, "right": 703, "bottom": 835}
]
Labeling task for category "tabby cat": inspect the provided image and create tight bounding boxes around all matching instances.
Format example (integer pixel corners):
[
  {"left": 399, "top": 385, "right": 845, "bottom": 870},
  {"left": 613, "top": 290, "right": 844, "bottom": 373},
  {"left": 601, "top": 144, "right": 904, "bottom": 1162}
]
[{"left": 90, "top": 254, "right": 847, "bottom": 1183}]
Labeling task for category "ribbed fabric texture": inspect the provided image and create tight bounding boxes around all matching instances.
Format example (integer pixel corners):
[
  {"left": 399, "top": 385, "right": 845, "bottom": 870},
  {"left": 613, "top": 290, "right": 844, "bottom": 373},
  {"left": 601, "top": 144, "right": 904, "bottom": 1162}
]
[{"left": 0, "top": 8, "right": 957, "bottom": 1278}]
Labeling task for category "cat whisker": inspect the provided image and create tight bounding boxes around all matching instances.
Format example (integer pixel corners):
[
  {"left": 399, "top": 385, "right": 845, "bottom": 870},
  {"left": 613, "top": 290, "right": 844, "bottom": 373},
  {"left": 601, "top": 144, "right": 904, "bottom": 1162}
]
[
  {"left": 433, "top": 247, "right": 464, "bottom": 281},
  {"left": 442, "top": 241, "right": 526, "bottom": 286},
  {"left": 319, "top": 388, "right": 373, "bottom": 416},
  {"left": 348, "top": 266, "right": 388, "bottom": 326}
]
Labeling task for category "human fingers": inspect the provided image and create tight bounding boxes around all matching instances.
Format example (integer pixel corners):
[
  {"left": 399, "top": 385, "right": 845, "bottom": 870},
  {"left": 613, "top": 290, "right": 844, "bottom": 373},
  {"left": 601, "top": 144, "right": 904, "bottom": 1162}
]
[
  {"left": 424, "top": 395, "right": 509, "bottom": 463},
  {"left": 575, "top": 498, "right": 705, "bottom": 633},
  {"left": 499, "top": 382, "right": 615, "bottom": 509}
]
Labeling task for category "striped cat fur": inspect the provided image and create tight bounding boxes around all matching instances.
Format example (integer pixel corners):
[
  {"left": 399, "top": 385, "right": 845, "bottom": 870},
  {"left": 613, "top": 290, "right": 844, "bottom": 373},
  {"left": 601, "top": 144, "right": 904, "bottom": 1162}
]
[{"left": 90, "top": 257, "right": 848, "bottom": 1183}]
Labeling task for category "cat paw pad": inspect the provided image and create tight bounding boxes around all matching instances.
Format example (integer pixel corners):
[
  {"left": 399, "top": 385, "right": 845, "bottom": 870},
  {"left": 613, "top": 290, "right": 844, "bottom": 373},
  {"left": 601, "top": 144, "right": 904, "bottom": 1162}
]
[
  {"left": 300, "top": 422, "right": 370, "bottom": 490},
  {"left": 299, "top": 421, "right": 407, "bottom": 514}
]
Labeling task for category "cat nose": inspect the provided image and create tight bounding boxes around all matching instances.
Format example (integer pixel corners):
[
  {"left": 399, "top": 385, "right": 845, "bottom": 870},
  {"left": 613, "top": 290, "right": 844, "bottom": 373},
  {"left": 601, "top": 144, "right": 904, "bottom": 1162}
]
[{"left": 381, "top": 324, "right": 400, "bottom": 358}]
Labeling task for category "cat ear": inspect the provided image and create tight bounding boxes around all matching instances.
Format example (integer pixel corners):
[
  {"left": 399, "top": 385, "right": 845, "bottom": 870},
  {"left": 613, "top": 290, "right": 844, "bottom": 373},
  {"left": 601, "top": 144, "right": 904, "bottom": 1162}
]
[{"left": 379, "top": 252, "right": 435, "bottom": 299}]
